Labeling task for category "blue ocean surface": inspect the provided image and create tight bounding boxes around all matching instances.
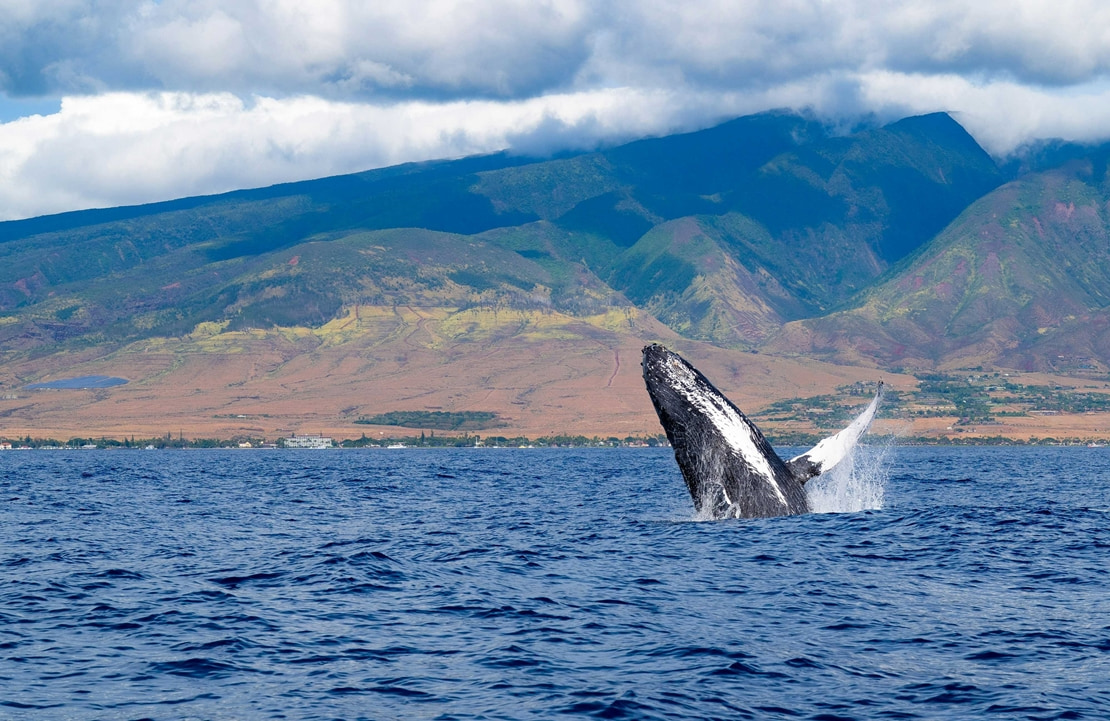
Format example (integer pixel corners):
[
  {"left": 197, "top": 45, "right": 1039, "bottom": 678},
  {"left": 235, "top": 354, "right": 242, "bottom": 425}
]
[{"left": 1, "top": 446, "right": 1108, "bottom": 720}]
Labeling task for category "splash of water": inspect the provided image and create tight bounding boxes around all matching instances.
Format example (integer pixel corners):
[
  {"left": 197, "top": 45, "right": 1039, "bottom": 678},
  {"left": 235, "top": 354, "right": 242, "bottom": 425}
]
[{"left": 806, "top": 444, "right": 891, "bottom": 514}]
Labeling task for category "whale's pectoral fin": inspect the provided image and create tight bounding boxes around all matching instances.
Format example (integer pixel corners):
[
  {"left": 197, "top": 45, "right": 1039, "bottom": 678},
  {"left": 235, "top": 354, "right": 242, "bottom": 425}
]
[{"left": 786, "top": 381, "right": 884, "bottom": 485}]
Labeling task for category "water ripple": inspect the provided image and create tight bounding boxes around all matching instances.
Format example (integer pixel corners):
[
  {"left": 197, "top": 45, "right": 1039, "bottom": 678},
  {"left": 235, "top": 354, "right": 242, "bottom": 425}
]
[{"left": 1, "top": 447, "right": 1109, "bottom": 718}]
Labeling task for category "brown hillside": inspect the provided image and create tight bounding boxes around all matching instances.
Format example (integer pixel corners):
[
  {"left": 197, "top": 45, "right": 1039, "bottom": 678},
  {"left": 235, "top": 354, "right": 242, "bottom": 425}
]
[{"left": 0, "top": 305, "right": 909, "bottom": 442}]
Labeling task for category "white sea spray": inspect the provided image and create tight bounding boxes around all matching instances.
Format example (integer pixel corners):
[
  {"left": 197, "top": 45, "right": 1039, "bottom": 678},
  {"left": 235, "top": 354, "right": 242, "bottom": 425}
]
[{"left": 806, "top": 443, "right": 891, "bottom": 513}]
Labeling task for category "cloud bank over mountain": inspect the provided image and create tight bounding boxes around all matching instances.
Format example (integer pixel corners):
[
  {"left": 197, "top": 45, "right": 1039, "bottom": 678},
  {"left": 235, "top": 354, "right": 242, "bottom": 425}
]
[{"left": 3, "top": 0, "right": 1110, "bottom": 220}]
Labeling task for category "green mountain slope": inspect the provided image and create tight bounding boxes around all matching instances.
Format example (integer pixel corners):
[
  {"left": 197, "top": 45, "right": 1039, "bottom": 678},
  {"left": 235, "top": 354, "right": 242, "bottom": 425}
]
[
  {"left": 767, "top": 153, "right": 1110, "bottom": 372},
  {"left": 0, "top": 110, "right": 1010, "bottom": 371},
  {"left": 723, "top": 113, "right": 1004, "bottom": 309},
  {"left": 607, "top": 215, "right": 800, "bottom": 347},
  {"left": 0, "top": 223, "right": 625, "bottom": 356}
]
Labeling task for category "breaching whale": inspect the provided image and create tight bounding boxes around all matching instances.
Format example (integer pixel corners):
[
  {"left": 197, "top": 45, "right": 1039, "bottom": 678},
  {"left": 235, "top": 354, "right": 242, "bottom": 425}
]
[{"left": 641, "top": 344, "right": 884, "bottom": 519}]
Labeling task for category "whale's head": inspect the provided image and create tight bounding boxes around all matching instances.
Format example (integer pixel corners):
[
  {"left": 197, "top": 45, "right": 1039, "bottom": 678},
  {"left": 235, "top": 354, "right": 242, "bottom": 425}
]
[
  {"left": 641, "top": 344, "right": 712, "bottom": 413},
  {"left": 641, "top": 343, "right": 747, "bottom": 447},
  {"left": 642, "top": 343, "right": 693, "bottom": 396}
]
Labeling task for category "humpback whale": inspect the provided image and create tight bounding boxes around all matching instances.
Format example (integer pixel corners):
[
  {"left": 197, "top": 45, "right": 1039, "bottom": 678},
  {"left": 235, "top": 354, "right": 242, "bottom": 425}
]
[{"left": 641, "top": 344, "right": 884, "bottom": 519}]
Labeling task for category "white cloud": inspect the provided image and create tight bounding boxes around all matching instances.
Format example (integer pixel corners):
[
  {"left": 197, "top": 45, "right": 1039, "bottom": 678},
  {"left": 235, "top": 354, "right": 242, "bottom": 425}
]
[
  {"left": 7, "top": 70, "right": 1110, "bottom": 219},
  {"left": 856, "top": 71, "right": 1110, "bottom": 155},
  {"left": 5, "top": 1, "right": 1110, "bottom": 218},
  {"left": 1, "top": 0, "right": 596, "bottom": 97},
  {"left": 0, "top": 88, "right": 725, "bottom": 219},
  {"left": 7, "top": 1, "right": 1110, "bottom": 98}
]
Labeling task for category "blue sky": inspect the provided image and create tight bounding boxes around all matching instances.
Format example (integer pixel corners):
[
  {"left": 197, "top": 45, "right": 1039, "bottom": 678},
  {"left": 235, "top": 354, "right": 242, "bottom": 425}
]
[
  {"left": 3, "top": 1, "right": 1110, "bottom": 220},
  {"left": 0, "top": 96, "right": 60, "bottom": 122}
]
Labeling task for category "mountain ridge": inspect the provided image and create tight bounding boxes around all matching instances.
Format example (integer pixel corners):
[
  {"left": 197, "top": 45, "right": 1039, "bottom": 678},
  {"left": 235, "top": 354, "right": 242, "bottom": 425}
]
[{"left": 4, "top": 110, "right": 1110, "bottom": 440}]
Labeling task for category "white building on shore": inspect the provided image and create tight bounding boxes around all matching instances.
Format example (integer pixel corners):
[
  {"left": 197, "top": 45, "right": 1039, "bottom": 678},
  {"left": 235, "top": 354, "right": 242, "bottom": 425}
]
[{"left": 284, "top": 435, "right": 334, "bottom": 449}]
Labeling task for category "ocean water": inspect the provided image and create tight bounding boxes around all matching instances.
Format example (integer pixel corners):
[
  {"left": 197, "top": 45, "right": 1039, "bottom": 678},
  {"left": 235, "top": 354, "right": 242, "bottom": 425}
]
[{"left": 1, "top": 446, "right": 1108, "bottom": 720}]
